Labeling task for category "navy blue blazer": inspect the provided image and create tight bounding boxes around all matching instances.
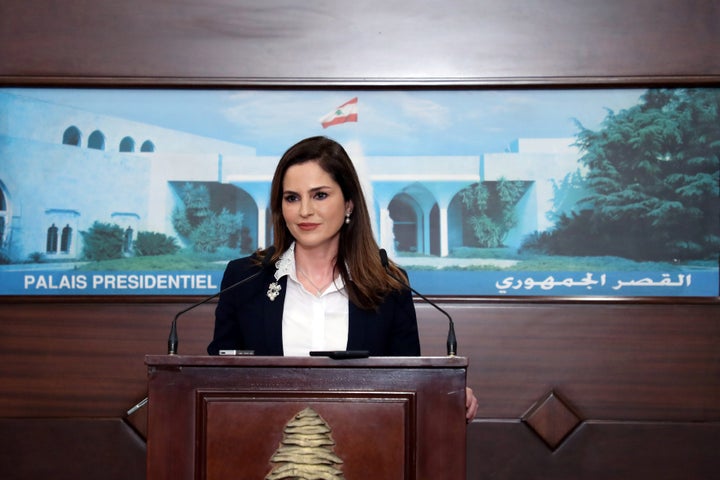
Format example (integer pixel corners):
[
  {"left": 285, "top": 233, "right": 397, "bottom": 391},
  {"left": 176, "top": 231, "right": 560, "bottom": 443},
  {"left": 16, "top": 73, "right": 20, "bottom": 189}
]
[{"left": 207, "top": 254, "right": 421, "bottom": 356}]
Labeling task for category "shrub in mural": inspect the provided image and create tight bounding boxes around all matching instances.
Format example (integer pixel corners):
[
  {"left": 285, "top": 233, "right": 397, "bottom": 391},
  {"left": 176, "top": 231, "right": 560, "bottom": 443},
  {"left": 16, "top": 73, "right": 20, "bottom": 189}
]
[
  {"left": 81, "top": 222, "right": 126, "bottom": 261},
  {"left": 172, "top": 183, "right": 244, "bottom": 253},
  {"left": 134, "top": 231, "right": 180, "bottom": 256},
  {"left": 460, "top": 179, "right": 529, "bottom": 248}
]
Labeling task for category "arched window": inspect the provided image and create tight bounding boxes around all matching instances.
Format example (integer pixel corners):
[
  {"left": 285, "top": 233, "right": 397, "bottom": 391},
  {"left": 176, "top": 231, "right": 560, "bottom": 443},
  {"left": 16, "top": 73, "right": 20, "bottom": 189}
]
[
  {"left": 60, "top": 224, "right": 72, "bottom": 253},
  {"left": 140, "top": 140, "right": 155, "bottom": 152},
  {"left": 88, "top": 130, "right": 106, "bottom": 150},
  {"left": 45, "top": 210, "right": 80, "bottom": 257},
  {"left": 62, "top": 126, "right": 82, "bottom": 146},
  {"left": 46, "top": 224, "right": 59, "bottom": 253},
  {"left": 119, "top": 136, "right": 136, "bottom": 152},
  {"left": 123, "top": 227, "right": 134, "bottom": 254}
]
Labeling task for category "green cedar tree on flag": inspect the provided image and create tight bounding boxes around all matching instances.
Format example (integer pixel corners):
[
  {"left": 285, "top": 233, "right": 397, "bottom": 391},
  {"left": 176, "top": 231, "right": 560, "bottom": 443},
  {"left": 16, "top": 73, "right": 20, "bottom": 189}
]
[{"left": 320, "top": 97, "right": 358, "bottom": 128}]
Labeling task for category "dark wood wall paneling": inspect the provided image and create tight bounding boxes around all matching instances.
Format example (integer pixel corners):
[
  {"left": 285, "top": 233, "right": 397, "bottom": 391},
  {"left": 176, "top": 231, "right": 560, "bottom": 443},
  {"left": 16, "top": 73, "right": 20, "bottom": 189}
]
[
  {"left": 1, "top": 1, "right": 718, "bottom": 479},
  {"left": 1, "top": 300, "right": 719, "bottom": 479},
  {"left": 1, "top": 0, "right": 719, "bottom": 84},
  {"left": 2, "top": 301, "right": 719, "bottom": 420}
]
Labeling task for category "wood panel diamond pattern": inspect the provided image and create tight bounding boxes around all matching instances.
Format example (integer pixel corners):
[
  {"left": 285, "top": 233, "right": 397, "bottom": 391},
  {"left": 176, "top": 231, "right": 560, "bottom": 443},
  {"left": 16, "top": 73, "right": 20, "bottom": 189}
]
[{"left": 522, "top": 390, "right": 582, "bottom": 450}]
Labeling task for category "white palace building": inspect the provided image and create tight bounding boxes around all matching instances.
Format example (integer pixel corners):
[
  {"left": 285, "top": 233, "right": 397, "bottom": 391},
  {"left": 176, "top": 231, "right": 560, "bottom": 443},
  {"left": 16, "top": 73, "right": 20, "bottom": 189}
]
[{"left": 0, "top": 91, "right": 583, "bottom": 263}]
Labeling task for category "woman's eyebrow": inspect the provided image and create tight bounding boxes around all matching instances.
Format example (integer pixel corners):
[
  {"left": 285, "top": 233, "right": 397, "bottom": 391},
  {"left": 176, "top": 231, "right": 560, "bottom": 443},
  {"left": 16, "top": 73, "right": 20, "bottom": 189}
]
[{"left": 284, "top": 185, "right": 332, "bottom": 194}]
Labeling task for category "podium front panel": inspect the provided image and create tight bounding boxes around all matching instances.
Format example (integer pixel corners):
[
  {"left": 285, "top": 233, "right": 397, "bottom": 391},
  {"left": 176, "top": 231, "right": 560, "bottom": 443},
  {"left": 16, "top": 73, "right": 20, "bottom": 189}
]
[
  {"left": 146, "top": 355, "right": 467, "bottom": 480},
  {"left": 201, "top": 391, "right": 413, "bottom": 479}
]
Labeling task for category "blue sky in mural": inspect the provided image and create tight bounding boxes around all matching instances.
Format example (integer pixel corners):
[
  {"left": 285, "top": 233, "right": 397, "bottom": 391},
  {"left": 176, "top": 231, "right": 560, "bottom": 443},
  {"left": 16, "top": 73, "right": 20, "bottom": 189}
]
[{"left": 5, "top": 88, "right": 644, "bottom": 156}]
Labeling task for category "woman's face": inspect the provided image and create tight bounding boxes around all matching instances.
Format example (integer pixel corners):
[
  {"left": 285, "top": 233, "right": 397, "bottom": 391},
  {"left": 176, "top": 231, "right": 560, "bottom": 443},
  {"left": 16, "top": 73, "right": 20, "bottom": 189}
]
[{"left": 281, "top": 161, "right": 352, "bottom": 252}]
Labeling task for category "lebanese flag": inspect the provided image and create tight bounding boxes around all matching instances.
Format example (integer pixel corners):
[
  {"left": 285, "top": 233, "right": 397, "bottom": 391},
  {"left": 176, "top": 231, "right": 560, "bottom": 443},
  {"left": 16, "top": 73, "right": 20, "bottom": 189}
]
[{"left": 320, "top": 97, "right": 358, "bottom": 128}]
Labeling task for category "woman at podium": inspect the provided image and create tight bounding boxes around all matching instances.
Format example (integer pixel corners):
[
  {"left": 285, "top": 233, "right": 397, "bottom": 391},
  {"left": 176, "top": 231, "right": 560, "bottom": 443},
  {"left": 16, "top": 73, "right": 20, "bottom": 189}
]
[
  {"left": 208, "top": 136, "right": 477, "bottom": 420},
  {"left": 208, "top": 136, "right": 420, "bottom": 358}
]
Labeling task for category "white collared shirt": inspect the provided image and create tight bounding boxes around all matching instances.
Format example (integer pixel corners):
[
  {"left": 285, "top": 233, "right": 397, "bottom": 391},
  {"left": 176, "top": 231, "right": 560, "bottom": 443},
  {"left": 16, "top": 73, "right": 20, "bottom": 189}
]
[{"left": 274, "top": 243, "right": 350, "bottom": 356}]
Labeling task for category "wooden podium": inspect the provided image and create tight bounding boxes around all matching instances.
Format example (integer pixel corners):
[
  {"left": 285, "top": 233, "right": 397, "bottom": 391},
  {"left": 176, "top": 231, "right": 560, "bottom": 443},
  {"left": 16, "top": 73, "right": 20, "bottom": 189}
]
[{"left": 145, "top": 355, "right": 467, "bottom": 480}]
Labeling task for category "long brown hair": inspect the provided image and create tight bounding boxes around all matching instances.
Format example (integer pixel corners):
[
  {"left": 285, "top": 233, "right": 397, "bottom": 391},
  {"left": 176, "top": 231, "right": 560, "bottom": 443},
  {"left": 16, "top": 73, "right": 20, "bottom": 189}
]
[{"left": 267, "top": 136, "right": 407, "bottom": 310}]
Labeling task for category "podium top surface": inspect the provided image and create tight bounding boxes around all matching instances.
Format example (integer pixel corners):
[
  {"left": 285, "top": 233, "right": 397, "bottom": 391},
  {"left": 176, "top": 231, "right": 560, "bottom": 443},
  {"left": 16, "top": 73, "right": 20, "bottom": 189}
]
[{"left": 145, "top": 354, "right": 467, "bottom": 369}]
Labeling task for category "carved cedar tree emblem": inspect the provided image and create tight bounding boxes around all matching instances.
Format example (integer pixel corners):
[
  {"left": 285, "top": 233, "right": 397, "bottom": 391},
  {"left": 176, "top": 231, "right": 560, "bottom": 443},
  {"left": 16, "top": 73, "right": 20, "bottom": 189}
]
[{"left": 265, "top": 407, "right": 346, "bottom": 480}]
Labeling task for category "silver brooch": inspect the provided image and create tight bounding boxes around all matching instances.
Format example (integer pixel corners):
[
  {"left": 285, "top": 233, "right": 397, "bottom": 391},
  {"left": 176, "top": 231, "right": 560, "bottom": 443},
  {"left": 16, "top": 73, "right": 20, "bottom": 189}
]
[{"left": 267, "top": 282, "right": 282, "bottom": 301}]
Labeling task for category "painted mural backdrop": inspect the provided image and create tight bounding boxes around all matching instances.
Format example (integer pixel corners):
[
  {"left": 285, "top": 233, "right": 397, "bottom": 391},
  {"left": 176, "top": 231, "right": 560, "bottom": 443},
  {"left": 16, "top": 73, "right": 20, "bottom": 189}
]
[{"left": 0, "top": 88, "right": 718, "bottom": 296}]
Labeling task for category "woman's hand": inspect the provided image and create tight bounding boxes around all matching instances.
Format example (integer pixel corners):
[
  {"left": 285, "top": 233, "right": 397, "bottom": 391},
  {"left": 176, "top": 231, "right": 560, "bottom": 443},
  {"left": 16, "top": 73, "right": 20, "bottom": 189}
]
[{"left": 466, "top": 387, "right": 478, "bottom": 422}]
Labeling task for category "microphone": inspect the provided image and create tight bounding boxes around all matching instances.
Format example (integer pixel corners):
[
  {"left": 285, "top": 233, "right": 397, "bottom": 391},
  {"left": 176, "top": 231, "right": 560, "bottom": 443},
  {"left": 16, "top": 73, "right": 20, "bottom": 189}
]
[
  {"left": 167, "top": 246, "right": 276, "bottom": 355},
  {"left": 379, "top": 249, "right": 457, "bottom": 356}
]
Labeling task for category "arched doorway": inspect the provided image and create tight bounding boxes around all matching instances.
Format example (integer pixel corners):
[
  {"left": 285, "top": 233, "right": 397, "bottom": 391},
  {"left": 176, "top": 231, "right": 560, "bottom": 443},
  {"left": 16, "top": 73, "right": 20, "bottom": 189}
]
[{"left": 388, "top": 193, "right": 421, "bottom": 253}]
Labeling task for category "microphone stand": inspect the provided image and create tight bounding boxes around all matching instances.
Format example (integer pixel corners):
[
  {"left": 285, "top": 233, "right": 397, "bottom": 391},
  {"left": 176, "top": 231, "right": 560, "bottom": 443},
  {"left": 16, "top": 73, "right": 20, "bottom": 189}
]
[
  {"left": 167, "top": 246, "right": 276, "bottom": 355},
  {"left": 379, "top": 249, "right": 457, "bottom": 356}
]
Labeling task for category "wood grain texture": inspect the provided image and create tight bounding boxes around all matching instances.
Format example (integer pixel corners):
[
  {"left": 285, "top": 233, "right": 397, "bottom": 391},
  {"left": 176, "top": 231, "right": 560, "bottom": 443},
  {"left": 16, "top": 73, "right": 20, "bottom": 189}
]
[
  {"left": 1, "top": 299, "right": 718, "bottom": 479},
  {"left": 146, "top": 356, "right": 466, "bottom": 479},
  {"left": 467, "top": 420, "right": 720, "bottom": 480},
  {"left": 427, "top": 302, "right": 720, "bottom": 421},
  {"left": 1, "top": 300, "right": 718, "bottom": 423},
  {"left": 1, "top": 0, "right": 718, "bottom": 84},
  {"left": 0, "top": 418, "right": 146, "bottom": 480}
]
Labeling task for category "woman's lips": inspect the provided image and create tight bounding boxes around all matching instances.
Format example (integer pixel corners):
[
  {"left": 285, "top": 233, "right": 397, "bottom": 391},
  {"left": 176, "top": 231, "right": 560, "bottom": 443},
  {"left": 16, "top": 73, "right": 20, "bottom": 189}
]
[{"left": 298, "top": 223, "right": 320, "bottom": 231}]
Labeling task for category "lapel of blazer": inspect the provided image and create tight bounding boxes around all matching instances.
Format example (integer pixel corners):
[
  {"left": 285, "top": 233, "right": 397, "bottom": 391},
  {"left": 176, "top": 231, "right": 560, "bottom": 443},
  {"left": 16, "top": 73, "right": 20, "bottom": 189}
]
[
  {"left": 263, "top": 275, "right": 288, "bottom": 355},
  {"left": 346, "top": 301, "right": 370, "bottom": 351}
]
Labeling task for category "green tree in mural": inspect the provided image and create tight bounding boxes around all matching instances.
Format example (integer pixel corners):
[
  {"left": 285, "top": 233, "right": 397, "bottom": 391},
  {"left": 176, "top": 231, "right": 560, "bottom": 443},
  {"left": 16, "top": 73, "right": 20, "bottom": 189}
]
[
  {"left": 553, "top": 88, "right": 720, "bottom": 261},
  {"left": 460, "top": 179, "right": 527, "bottom": 248},
  {"left": 172, "top": 182, "right": 243, "bottom": 253}
]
